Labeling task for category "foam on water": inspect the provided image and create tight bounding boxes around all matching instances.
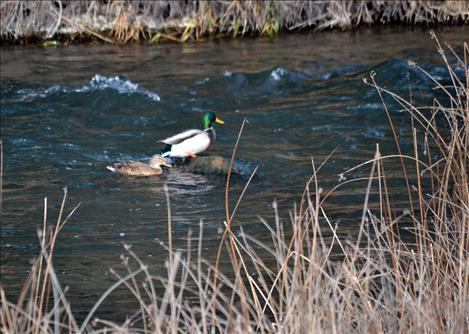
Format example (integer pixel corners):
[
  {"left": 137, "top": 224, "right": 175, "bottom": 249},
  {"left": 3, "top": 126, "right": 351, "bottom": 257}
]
[
  {"left": 16, "top": 75, "right": 161, "bottom": 102},
  {"left": 82, "top": 75, "right": 161, "bottom": 102},
  {"left": 270, "top": 67, "right": 287, "bottom": 81}
]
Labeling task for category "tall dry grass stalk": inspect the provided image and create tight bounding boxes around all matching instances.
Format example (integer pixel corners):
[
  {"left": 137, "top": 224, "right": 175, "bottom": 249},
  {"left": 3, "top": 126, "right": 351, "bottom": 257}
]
[
  {"left": 1, "top": 37, "right": 468, "bottom": 333},
  {"left": 1, "top": 1, "right": 468, "bottom": 44}
]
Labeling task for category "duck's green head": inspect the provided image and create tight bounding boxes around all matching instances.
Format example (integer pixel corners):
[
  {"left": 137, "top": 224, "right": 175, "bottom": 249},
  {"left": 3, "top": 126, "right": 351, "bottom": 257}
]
[{"left": 203, "top": 112, "right": 224, "bottom": 129}]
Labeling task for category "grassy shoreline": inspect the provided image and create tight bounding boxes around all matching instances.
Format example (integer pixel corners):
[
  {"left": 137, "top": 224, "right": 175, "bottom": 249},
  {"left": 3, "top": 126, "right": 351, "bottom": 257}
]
[
  {"left": 1, "top": 0, "right": 468, "bottom": 45},
  {"left": 1, "top": 35, "right": 468, "bottom": 332}
]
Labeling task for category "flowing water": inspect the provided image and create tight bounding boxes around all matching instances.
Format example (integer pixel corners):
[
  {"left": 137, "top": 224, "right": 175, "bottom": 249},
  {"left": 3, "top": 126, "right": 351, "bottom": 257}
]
[{"left": 1, "top": 26, "right": 467, "bottom": 321}]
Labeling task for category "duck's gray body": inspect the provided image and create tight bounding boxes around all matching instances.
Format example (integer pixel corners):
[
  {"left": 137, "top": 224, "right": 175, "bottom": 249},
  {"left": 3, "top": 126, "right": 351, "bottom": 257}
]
[{"left": 107, "top": 154, "right": 171, "bottom": 176}]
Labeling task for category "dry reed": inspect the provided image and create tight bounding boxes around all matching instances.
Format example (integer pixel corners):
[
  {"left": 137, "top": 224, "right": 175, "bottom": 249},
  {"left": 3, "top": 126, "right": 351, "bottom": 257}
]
[
  {"left": 1, "top": 1, "right": 468, "bottom": 44},
  {"left": 1, "top": 36, "right": 468, "bottom": 333}
]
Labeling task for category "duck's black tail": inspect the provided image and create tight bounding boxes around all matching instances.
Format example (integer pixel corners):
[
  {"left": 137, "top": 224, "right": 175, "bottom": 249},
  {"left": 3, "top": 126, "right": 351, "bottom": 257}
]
[{"left": 160, "top": 144, "right": 172, "bottom": 157}]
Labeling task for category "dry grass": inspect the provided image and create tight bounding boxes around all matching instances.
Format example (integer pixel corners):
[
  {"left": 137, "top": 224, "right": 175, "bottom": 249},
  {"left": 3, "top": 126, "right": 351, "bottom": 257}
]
[
  {"left": 1, "top": 1, "right": 468, "bottom": 44},
  {"left": 1, "top": 36, "right": 468, "bottom": 333}
]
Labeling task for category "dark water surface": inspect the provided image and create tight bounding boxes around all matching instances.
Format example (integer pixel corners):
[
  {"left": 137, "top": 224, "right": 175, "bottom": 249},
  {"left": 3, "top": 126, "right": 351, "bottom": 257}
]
[{"left": 1, "top": 27, "right": 467, "bottom": 320}]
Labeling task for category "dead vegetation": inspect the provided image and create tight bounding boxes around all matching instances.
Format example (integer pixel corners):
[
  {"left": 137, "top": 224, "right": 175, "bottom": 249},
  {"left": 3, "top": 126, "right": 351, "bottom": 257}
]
[{"left": 1, "top": 1, "right": 468, "bottom": 44}]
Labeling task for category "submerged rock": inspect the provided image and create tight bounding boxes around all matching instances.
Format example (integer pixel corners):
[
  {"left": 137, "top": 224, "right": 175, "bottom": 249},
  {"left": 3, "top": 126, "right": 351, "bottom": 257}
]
[{"left": 176, "top": 155, "right": 246, "bottom": 175}]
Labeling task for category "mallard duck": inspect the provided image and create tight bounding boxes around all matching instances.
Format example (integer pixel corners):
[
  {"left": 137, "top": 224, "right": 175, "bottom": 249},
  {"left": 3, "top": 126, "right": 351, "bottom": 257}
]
[
  {"left": 160, "top": 112, "right": 224, "bottom": 158},
  {"left": 107, "top": 154, "right": 172, "bottom": 176}
]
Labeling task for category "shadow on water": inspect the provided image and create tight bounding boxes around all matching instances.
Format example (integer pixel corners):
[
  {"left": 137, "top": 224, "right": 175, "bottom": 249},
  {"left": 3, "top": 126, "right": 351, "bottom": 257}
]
[{"left": 1, "top": 26, "right": 467, "bottom": 321}]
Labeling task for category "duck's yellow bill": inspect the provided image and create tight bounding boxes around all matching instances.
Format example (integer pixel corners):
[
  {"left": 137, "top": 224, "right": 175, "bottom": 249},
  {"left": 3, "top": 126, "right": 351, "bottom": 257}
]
[{"left": 215, "top": 117, "right": 225, "bottom": 125}]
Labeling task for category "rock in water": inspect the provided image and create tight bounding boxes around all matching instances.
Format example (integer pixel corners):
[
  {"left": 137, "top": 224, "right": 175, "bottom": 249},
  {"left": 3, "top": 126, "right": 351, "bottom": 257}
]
[{"left": 178, "top": 155, "right": 243, "bottom": 175}]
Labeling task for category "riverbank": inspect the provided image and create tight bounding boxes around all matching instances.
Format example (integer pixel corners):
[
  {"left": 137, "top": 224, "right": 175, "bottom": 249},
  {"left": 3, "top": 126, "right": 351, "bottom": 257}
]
[{"left": 1, "top": 0, "right": 468, "bottom": 45}]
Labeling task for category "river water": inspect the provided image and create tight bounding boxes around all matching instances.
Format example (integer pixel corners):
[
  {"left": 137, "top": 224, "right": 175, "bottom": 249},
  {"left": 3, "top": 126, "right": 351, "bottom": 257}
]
[{"left": 1, "top": 26, "right": 467, "bottom": 321}]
